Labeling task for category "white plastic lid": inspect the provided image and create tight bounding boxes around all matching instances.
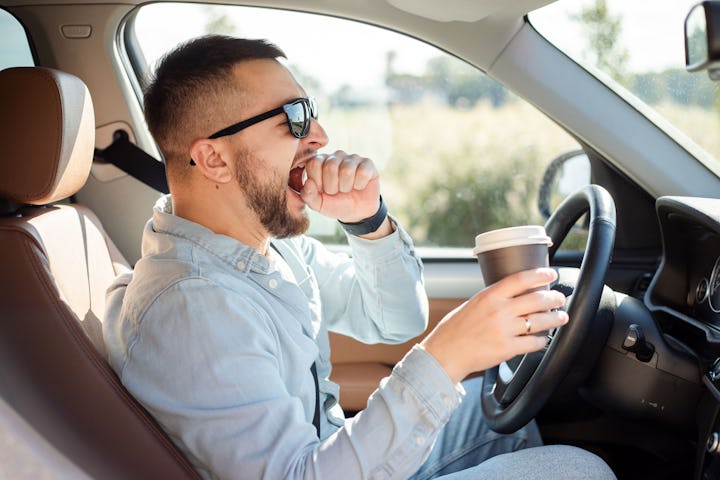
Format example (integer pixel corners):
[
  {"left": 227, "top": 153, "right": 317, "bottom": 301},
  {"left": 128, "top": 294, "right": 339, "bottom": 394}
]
[{"left": 473, "top": 225, "right": 552, "bottom": 256}]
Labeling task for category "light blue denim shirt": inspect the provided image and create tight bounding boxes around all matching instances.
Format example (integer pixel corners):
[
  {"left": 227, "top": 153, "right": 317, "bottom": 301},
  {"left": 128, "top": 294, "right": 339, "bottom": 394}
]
[{"left": 104, "top": 196, "right": 464, "bottom": 480}]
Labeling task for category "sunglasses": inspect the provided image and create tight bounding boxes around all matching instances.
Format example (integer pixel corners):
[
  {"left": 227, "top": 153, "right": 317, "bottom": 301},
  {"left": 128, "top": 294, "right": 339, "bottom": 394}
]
[{"left": 190, "top": 97, "right": 317, "bottom": 166}]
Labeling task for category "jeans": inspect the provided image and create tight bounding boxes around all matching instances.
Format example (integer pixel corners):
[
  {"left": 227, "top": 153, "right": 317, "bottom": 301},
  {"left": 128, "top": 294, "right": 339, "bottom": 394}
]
[{"left": 411, "top": 376, "right": 616, "bottom": 480}]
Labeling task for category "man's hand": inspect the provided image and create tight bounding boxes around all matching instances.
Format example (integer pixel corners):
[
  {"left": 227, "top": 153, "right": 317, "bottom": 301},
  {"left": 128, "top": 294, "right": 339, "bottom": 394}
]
[
  {"left": 421, "top": 268, "right": 568, "bottom": 384},
  {"left": 300, "top": 151, "right": 381, "bottom": 223}
]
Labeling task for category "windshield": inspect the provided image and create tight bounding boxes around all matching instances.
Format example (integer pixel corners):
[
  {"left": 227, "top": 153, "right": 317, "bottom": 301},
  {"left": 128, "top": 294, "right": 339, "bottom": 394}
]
[{"left": 530, "top": 0, "right": 720, "bottom": 173}]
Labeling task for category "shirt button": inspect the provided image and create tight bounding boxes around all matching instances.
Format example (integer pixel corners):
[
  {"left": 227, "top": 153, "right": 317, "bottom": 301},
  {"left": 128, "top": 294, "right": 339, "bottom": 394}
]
[
  {"left": 441, "top": 394, "right": 452, "bottom": 406},
  {"left": 268, "top": 279, "right": 278, "bottom": 289},
  {"left": 414, "top": 435, "right": 425, "bottom": 446},
  {"left": 236, "top": 260, "right": 246, "bottom": 270}
]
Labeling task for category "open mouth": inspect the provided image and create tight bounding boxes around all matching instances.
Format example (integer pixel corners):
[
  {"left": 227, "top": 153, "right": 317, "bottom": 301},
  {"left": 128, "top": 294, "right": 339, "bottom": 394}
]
[{"left": 288, "top": 165, "right": 307, "bottom": 194}]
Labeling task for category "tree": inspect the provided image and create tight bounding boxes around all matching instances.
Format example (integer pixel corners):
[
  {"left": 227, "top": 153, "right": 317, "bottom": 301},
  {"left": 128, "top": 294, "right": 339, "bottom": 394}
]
[
  {"left": 403, "top": 152, "right": 544, "bottom": 247},
  {"left": 203, "top": 7, "right": 237, "bottom": 35},
  {"left": 572, "top": 0, "right": 629, "bottom": 83},
  {"left": 424, "top": 56, "right": 508, "bottom": 108}
]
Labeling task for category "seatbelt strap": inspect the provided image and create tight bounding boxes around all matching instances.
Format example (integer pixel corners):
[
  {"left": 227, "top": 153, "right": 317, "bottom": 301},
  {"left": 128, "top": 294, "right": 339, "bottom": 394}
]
[
  {"left": 310, "top": 362, "right": 321, "bottom": 438},
  {"left": 93, "top": 130, "right": 169, "bottom": 194},
  {"left": 269, "top": 242, "right": 321, "bottom": 438}
]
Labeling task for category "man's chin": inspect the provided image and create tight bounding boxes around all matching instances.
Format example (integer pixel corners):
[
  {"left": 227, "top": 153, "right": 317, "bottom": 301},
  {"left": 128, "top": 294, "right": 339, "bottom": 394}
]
[{"left": 267, "top": 209, "right": 310, "bottom": 239}]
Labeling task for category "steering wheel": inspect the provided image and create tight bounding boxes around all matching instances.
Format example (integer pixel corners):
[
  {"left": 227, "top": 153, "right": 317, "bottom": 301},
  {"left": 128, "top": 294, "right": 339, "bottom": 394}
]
[{"left": 480, "top": 184, "right": 616, "bottom": 433}]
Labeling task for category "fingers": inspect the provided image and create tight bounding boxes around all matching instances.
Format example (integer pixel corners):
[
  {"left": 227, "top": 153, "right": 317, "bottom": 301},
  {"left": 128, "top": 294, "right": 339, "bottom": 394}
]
[
  {"left": 300, "top": 176, "right": 323, "bottom": 212},
  {"left": 466, "top": 268, "right": 562, "bottom": 319},
  {"left": 507, "top": 288, "right": 566, "bottom": 318},
  {"left": 508, "top": 333, "right": 552, "bottom": 358},
  {"left": 304, "top": 150, "right": 378, "bottom": 195},
  {"left": 421, "top": 267, "right": 568, "bottom": 383},
  {"left": 301, "top": 151, "right": 382, "bottom": 221},
  {"left": 513, "top": 310, "right": 568, "bottom": 337},
  {"left": 489, "top": 268, "right": 558, "bottom": 299}
]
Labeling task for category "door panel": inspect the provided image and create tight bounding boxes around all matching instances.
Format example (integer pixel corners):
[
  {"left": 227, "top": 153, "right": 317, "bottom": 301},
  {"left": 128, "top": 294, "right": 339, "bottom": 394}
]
[{"left": 330, "top": 297, "right": 465, "bottom": 412}]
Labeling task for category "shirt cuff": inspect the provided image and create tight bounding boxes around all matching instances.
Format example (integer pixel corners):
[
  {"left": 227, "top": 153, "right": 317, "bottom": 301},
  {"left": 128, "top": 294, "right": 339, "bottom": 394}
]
[
  {"left": 345, "top": 215, "right": 416, "bottom": 263},
  {"left": 390, "top": 344, "right": 465, "bottom": 424}
]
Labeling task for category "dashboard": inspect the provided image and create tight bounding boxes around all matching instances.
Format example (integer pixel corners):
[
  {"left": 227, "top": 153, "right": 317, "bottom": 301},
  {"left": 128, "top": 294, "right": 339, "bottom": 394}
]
[
  {"left": 692, "top": 247, "right": 720, "bottom": 327},
  {"left": 647, "top": 196, "right": 720, "bottom": 336},
  {"left": 591, "top": 196, "right": 720, "bottom": 480},
  {"left": 640, "top": 196, "right": 720, "bottom": 478}
]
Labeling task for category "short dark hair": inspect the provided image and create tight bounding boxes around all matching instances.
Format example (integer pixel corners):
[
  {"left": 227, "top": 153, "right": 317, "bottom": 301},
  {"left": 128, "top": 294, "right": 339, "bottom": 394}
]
[{"left": 143, "top": 35, "right": 286, "bottom": 174}]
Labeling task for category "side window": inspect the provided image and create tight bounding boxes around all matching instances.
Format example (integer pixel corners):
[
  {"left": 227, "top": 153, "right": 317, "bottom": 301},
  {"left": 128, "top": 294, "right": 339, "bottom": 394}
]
[
  {"left": 0, "top": 9, "right": 34, "bottom": 69},
  {"left": 129, "top": 4, "right": 582, "bottom": 252}
]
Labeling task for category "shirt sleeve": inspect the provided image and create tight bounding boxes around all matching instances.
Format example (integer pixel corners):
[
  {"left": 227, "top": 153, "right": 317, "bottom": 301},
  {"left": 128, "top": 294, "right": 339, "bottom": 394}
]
[
  {"left": 301, "top": 216, "right": 429, "bottom": 344},
  {"left": 119, "top": 280, "right": 463, "bottom": 480}
]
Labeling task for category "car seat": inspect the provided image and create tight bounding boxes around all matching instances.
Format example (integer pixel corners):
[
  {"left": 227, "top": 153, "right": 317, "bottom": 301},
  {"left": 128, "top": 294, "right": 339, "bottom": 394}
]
[{"left": 0, "top": 66, "right": 200, "bottom": 479}]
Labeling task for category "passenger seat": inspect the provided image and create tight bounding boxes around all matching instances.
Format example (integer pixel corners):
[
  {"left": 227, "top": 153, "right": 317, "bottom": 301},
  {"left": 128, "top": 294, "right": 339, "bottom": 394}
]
[{"left": 0, "top": 67, "right": 200, "bottom": 479}]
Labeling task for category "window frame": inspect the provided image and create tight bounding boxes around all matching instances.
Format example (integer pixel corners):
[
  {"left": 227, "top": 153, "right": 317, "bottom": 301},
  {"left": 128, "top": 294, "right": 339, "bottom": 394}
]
[{"left": 0, "top": 7, "right": 37, "bottom": 69}]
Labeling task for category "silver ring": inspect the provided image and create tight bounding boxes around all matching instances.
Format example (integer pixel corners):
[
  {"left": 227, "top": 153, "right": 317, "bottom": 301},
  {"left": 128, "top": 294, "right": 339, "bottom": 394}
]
[{"left": 524, "top": 317, "right": 532, "bottom": 335}]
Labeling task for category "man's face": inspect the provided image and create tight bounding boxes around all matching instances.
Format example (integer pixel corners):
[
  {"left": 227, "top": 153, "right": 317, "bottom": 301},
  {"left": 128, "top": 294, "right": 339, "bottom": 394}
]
[
  {"left": 223, "top": 59, "right": 328, "bottom": 238},
  {"left": 233, "top": 144, "right": 310, "bottom": 238}
]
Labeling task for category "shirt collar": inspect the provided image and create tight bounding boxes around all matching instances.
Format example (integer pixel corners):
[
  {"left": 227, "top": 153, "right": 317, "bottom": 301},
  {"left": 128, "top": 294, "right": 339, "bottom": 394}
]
[{"left": 149, "top": 194, "right": 272, "bottom": 274}]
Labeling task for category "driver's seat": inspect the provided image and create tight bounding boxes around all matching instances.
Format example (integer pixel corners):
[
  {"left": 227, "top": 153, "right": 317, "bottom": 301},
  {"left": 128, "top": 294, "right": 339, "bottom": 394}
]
[{"left": 0, "top": 66, "right": 199, "bottom": 478}]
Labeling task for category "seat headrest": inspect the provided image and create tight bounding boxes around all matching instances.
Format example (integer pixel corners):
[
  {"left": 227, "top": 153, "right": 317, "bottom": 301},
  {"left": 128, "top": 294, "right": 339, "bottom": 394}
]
[{"left": 0, "top": 67, "right": 95, "bottom": 205}]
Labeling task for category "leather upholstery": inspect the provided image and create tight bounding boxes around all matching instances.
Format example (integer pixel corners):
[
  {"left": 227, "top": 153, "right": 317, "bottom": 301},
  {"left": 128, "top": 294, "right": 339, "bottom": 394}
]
[
  {"left": 330, "top": 297, "right": 463, "bottom": 412},
  {"left": 0, "top": 395, "right": 91, "bottom": 479},
  {"left": 0, "top": 67, "right": 94, "bottom": 205},
  {"left": 0, "top": 67, "right": 200, "bottom": 479}
]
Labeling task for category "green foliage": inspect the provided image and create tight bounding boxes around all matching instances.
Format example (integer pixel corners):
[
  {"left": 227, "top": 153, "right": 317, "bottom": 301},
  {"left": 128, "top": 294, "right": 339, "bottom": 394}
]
[
  {"left": 401, "top": 152, "right": 545, "bottom": 247},
  {"left": 561, "top": 227, "right": 590, "bottom": 252},
  {"left": 202, "top": 7, "right": 237, "bottom": 35},
  {"left": 687, "top": 22, "right": 707, "bottom": 68},
  {"left": 571, "top": 0, "right": 629, "bottom": 82},
  {"left": 313, "top": 99, "right": 583, "bottom": 249},
  {"left": 385, "top": 53, "right": 509, "bottom": 108},
  {"left": 632, "top": 69, "right": 719, "bottom": 108}
]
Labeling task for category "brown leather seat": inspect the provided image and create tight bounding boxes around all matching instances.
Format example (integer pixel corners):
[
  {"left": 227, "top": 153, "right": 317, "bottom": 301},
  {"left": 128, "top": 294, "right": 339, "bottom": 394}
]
[{"left": 0, "top": 67, "right": 200, "bottom": 479}]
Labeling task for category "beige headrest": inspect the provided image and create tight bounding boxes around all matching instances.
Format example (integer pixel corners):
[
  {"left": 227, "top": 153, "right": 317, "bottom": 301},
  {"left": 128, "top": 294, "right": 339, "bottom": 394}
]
[{"left": 0, "top": 67, "right": 95, "bottom": 205}]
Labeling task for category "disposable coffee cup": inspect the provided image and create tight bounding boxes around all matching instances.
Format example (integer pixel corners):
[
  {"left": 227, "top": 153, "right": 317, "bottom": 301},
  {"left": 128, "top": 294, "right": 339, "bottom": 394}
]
[{"left": 473, "top": 225, "right": 553, "bottom": 289}]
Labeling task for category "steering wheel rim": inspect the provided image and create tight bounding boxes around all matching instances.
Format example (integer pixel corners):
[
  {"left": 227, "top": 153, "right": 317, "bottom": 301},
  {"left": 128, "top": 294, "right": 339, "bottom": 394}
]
[{"left": 481, "top": 184, "right": 616, "bottom": 433}]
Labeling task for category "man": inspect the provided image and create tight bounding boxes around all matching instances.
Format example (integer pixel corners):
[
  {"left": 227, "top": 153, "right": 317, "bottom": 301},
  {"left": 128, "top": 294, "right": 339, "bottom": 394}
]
[{"left": 104, "top": 35, "right": 615, "bottom": 479}]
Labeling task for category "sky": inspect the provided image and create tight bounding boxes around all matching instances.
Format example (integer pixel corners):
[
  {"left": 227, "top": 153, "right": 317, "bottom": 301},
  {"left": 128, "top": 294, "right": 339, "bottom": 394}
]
[
  {"left": 0, "top": 9, "right": 35, "bottom": 70},
  {"left": 532, "top": 0, "right": 701, "bottom": 73},
  {"left": 133, "top": 3, "right": 438, "bottom": 93},
  {"left": 132, "top": 0, "right": 700, "bottom": 93}
]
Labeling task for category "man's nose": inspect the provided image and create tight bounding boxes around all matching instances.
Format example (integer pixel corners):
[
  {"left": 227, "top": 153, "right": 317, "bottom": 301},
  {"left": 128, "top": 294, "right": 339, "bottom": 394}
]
[{"left": 303, "top": 118, "right": 329, "bottom": 149}]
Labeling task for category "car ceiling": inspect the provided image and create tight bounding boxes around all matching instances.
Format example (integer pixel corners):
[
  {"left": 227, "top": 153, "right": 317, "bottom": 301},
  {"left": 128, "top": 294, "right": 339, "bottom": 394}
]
[{"left": 1, "top": 0, "right": 554, "bottom": 71}]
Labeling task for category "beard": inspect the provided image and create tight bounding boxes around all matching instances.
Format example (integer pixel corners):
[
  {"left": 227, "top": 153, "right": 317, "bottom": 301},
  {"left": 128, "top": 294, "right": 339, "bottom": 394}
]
[{"left": 234, "top": 149, "right": 310, "bottom": 239}]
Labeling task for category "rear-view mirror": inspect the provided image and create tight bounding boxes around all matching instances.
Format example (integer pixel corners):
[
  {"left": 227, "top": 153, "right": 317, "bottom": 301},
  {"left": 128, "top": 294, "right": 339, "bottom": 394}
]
[{"left": 685, "top": 1, "right": 720, "bottom": 79}]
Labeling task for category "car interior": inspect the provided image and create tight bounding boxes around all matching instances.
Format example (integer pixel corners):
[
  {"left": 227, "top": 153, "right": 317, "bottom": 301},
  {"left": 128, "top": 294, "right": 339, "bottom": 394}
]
[
  {"left": 0, "top": 65, "right": 201, "bottom": 479},
  {"left": 2, "top": 0, "right": 720, "bottom": 479}
]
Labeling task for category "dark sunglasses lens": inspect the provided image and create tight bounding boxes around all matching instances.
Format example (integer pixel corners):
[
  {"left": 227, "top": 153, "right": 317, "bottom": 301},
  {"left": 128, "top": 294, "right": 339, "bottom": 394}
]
[
  {"left": 309, "top": 98, "right": 318, "bottom": 119},
  {"left": 285, "top": 101, "right": 310, "bottom": 138}
]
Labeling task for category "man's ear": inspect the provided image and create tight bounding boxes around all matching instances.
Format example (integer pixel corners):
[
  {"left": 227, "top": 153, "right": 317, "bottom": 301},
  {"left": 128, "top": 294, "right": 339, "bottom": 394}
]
[{"left": 189, "top": 139, "right": 234, "bottom": 184}]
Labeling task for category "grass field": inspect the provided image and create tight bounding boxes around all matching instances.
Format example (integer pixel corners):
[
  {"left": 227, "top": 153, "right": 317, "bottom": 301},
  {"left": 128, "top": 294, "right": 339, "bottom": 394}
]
[
  {"left": 316, "top": 100, "right": 580, "bottom": 247},
  {"left": 310, "top": 98, "right": 720, "bottom": 248}
]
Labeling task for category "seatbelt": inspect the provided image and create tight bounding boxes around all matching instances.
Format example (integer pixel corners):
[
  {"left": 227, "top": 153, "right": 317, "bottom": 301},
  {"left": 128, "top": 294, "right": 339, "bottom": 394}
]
[
  {"left": 93, "top": 130, "right": 169, "bottom": 194},
  {"left": 310, "top": 362, "right": 321, "bottom": 438}
]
